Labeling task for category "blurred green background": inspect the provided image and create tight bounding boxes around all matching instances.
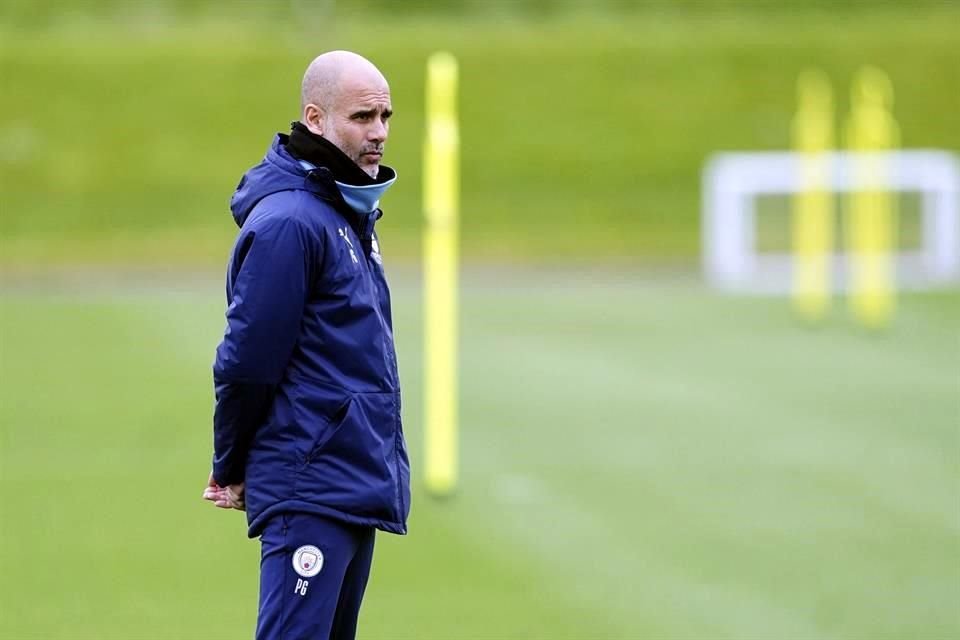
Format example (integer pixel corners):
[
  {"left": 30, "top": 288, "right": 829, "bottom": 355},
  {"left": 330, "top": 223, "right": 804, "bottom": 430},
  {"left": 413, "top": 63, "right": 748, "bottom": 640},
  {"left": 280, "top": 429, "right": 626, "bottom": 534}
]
[
  {"left": 1, "top": 1, "right": 958, "bottom": 639},
  {"left": 2, "top": 0, "right": 958, "bottom": 265}
]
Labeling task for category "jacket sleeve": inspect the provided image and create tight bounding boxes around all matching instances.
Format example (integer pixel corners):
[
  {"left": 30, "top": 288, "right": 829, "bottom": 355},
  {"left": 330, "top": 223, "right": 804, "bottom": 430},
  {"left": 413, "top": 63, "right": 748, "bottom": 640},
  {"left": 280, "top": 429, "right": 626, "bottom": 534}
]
[{"left": 211, "top": 213, "right": 315, "bottom": 485}]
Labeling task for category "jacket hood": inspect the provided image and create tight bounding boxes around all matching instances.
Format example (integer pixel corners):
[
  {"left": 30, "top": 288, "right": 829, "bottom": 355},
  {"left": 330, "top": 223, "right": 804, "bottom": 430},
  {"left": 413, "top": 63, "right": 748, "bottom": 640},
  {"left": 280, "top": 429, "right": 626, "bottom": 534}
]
[{"left": 230, "top": 134, "right": 324, "bottom": 228}]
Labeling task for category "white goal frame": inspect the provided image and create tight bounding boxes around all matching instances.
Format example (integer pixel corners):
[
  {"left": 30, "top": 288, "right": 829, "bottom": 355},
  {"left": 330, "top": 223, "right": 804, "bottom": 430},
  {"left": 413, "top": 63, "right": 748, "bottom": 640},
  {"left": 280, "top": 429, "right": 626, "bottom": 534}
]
[{"left": 702, "top": 150, "right": 960, "bottom": 294}]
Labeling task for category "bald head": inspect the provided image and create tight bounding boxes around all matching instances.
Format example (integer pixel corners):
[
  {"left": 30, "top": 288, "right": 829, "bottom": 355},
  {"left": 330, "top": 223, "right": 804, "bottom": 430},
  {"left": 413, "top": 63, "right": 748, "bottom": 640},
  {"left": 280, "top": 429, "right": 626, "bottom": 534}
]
[
  {"left": 299, "top": 51, "right": 393, "bottom": 178},
  {"left": 300, "top": 50, "right": 387, "bottom": 114}
]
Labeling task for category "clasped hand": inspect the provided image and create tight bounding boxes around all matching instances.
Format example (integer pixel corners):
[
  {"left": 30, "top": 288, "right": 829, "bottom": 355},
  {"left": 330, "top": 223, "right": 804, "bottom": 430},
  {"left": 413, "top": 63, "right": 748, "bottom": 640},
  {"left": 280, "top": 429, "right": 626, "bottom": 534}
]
[{"left": 202, "top": 472, "right": 246, "bottom": 511}]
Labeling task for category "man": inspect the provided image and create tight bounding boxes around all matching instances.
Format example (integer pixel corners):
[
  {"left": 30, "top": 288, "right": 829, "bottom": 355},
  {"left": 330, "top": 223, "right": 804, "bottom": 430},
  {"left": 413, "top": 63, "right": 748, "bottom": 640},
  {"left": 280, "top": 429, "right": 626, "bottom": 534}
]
[{"left": 202, "top": 50, "right": 410, "bottom": 640}]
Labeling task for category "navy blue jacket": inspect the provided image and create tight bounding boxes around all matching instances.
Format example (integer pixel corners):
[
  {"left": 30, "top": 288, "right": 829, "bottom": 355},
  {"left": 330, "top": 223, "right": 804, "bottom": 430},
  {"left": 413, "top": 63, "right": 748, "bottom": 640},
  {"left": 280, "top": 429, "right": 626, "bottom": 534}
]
[{"left": 212, "top": 135, "right": 410, "bottom": 537}]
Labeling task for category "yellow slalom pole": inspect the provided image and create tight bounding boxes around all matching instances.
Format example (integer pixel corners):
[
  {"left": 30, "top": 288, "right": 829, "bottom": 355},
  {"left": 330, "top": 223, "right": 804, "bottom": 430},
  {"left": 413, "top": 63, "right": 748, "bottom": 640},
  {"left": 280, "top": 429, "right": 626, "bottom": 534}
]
[
  {"left": 845, "top": 66, "right": 898, "bottom": 330},
  {"left": 791, "top": 69, "right": 835, "bottom": 323},
  {"left": 423, "top": 52, "right": 459, "bottom": 497}
]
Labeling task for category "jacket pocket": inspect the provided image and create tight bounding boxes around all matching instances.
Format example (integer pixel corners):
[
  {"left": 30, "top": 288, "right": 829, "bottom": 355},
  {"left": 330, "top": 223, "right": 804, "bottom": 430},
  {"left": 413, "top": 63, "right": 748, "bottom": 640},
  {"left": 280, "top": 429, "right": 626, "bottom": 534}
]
[
  {"left": 290, "top": 384, "right": 353, "bottom": 464},
  {"left": 297, "top": 390, "right": 404, "bottom": 520},
  {"left": 304, "top": 395, "right": 353, "bottom": 463}
]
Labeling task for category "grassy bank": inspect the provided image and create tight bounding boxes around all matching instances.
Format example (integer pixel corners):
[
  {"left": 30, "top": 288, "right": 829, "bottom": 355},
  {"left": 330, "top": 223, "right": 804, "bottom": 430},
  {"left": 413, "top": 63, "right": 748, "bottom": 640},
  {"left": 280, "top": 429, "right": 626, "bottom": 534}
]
[{"left": 1, "top": 8, "right": 958, "bottom": 266}]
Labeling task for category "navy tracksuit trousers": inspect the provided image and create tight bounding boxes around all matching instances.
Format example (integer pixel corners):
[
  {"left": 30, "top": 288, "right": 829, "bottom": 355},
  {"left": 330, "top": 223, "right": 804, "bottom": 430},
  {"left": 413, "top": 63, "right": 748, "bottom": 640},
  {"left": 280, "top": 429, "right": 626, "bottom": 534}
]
[{"left": 256, "top": 513, "right": 376, "bottom": 640}]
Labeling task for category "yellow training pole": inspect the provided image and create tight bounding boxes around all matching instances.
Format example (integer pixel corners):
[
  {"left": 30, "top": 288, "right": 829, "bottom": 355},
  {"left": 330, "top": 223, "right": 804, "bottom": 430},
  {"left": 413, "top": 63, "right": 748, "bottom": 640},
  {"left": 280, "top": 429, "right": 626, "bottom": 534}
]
[
  {"left": 845, "top": 66, "right": 898, "bottom": 330},
  {"left": 791, "top": 69, "right": 835, "bottom": 323},
  {"left": 423, "top": 52, "right": 459, "bottom": 497}
]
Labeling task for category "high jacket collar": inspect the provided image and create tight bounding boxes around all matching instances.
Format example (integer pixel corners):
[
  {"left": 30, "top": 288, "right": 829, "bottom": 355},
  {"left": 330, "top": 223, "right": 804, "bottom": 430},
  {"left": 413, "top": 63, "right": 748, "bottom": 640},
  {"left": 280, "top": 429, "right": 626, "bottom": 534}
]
[
  {"left": 286, "top": 121, "right": 396, "bottom": 187},
  {"left": 230, "top": 133, "right": 384, "bottom": 240}
]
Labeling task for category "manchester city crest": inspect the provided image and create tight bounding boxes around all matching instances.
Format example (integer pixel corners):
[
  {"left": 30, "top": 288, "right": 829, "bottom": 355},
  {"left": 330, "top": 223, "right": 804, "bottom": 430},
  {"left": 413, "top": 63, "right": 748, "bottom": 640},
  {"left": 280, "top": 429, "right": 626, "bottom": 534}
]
[{"left": 292, "top": 545, "right": 324, "bottom": 577}]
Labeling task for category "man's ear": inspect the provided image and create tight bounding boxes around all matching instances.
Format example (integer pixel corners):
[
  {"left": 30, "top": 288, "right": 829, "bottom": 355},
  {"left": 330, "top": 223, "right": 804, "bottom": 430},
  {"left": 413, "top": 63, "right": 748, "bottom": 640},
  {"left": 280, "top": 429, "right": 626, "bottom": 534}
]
[{"left": 303, "top": 103, "right": 324, "bottom": 136}]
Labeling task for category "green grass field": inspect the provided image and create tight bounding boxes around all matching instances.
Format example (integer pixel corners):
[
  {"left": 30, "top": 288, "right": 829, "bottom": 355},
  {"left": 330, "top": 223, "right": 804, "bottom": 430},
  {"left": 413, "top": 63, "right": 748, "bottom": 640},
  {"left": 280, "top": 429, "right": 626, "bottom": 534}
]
[{"left": 1, "top": 271, "right": 957, "bottom": 639}]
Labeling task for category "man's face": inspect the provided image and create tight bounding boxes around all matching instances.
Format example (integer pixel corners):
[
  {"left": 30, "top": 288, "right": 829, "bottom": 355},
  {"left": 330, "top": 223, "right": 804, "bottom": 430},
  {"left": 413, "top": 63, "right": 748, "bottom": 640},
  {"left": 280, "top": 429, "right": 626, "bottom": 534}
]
[{"left": 322, "top": 75, "right": 392, "bottom": 179}]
